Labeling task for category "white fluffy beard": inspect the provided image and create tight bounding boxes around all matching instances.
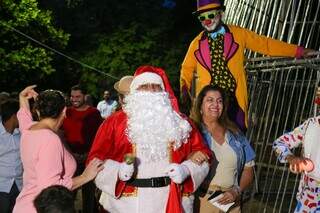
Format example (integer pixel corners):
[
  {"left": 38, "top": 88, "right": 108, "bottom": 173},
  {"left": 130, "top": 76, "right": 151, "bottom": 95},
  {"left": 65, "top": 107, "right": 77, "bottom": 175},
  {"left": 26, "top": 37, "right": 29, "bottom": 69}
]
[{"left": 123, "top": 91, "right": 192, "bottom": 162}]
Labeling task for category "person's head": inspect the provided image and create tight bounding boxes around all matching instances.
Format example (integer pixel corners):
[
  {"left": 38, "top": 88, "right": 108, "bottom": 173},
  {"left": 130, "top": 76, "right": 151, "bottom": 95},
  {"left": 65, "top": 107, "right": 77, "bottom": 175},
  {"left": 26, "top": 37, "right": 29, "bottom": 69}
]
[
  {"left": 103, "top": 90, "right": 110, "bottom": 101},
  {"left": 123, "top": 66, "right": 191, "bottom": 162},
  {"left": 194, "top": 0, "right": 225, "bottom": 32},
  {"left": 84, "top": 94, "right": 94, "bottom": 106},
  {"left": 0, "top": 99, "right": 19, "bottom": 128},
  {"left": 34, "top": 185, "right": 75, "bottom": 213},
  {"left": 70, "top": 85, "right": 87, "bottom": 109},
  {"left": 0, "top": 92, "right": 10, "bottom": 105},
  {"left": 192, "top": 85, "right": 238, "bottom": 133},
  {"left": 34, "top": 90, "right": 66, "bottom": 121},
  {"left": 114, "top": 75, "right": 134, "bottom": 106}
]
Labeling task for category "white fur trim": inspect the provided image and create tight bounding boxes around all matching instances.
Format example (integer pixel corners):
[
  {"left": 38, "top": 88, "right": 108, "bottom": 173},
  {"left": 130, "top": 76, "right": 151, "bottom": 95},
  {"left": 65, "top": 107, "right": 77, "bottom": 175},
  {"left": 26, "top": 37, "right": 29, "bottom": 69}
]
[
  {"left": 130, "top": 72, "right": 164, "bottom": 92},
  {"left": 182, "top": 160, "right": 209, "bottom": 192},
  {"left": 95, "top": 159, "right": 121, "bottom": 198},
  {"left": 182, "top": 195, "right": 195, "bottom": 213},
  {"left": 99, "top": 192, "right": 110, "bottom": 211}
]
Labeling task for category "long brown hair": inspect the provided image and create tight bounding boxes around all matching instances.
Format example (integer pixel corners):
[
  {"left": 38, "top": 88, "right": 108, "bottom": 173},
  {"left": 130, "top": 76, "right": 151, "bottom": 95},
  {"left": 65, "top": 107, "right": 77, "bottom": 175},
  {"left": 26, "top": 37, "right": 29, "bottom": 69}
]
[{"left": 190, "top": 85, "right": 239, "bottom": 134}]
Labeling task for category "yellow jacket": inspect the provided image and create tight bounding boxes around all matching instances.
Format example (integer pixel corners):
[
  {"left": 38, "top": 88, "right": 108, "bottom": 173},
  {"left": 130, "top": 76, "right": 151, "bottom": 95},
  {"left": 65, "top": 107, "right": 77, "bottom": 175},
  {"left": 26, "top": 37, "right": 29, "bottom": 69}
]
[{"left": 180, "top": 25, "right": 303, "bottom": 127}]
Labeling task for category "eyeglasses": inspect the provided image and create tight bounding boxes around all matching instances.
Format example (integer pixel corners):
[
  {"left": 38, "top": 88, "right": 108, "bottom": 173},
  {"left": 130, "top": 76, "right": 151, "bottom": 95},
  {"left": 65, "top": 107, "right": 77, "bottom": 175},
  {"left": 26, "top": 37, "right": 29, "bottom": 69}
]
[{"left": 197, "top": 10, "right": 221, "bottom": 21}]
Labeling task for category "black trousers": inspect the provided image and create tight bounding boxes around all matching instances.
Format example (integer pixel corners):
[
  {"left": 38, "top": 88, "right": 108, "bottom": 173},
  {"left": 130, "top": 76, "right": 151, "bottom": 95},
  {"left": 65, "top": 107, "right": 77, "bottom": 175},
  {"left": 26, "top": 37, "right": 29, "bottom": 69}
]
[
  {"left": 0, "top": 183, "right": 20, "bottom": 213},
  {"left": 75, "top": 163, "right": 98, "bottom": 213}
]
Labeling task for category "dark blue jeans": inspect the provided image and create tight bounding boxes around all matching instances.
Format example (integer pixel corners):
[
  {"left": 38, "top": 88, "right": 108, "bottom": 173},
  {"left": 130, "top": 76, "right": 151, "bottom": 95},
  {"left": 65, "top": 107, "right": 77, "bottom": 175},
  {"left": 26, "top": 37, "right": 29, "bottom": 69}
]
[{"left": 0, "top": 183, "right": 20, "bottom": 213}]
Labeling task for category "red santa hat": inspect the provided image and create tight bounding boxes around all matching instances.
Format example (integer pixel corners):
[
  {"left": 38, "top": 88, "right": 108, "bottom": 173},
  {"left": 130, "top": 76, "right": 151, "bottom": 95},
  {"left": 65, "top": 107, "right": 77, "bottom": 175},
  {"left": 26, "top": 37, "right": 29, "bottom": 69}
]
[{"left": 132, "top": 65, "right": 180, "bottom": 113}]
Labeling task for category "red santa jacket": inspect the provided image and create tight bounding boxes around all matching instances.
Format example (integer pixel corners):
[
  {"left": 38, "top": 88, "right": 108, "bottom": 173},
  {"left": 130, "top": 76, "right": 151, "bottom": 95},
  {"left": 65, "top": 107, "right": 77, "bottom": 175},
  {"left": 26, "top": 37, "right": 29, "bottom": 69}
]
[{"left": 87, "top": 109, "right": 211, "bottom": 211}]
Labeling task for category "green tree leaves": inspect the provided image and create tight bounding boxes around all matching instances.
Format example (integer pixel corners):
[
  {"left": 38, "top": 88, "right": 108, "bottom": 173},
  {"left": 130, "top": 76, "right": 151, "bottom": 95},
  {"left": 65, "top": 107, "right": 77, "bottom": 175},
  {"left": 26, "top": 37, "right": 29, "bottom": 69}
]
[
  {"left": 0, "top": 0, "right": 69, "bottom": 91},
  {"left": 1, "top": 0, "right": 196, "bottom": 98},
  {"left": 79, "top": 22, "right": 185, "bottom": 97}
]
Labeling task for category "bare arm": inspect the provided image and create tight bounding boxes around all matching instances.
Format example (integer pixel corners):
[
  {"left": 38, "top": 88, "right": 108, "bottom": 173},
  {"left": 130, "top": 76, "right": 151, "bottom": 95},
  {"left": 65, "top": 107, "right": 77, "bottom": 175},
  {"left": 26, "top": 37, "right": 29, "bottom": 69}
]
[
  {"left": 239, "top": 166, "right": 254, "bottom": 192},
  {"left": 71, "top": 158, "right": 104, "bottom": 190}
]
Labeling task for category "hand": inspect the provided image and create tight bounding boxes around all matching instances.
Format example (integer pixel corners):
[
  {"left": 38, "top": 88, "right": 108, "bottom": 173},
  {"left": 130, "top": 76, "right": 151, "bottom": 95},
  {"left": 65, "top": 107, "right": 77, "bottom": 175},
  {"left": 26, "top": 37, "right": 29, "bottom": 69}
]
[
  {"left": 286, "top": 155, "right": 312, "bottom": 173},
  {"left": 118, "top": 162, "right": 134, "bottom": 181},
  {"left": 217, "top": 189, "right": 238, "bottom": 205},
  {"left": 19, "top": 85, "right": 38, "bottom": 101},
  {"left": 303, "top": 48, "right": 319, "bottom": 57},
  {"left": 19, "top": 85, "right": 38, "bottom": 109},
  {"left": 165, "top": 163, "right": 190, "bottom": 184},
  {"left": 188, "top": 151, "right": 209, "bottom": 165},
  {"left": 82, "top": 158, "right": 104, "bottom": 181}
]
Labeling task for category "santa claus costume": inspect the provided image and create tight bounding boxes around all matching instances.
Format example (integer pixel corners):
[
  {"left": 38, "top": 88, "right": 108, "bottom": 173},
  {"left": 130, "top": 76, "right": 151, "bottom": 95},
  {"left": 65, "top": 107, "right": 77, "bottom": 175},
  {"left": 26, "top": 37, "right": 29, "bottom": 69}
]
[{"left": 87, "top": 65, "right": 211, "bottom": 213}]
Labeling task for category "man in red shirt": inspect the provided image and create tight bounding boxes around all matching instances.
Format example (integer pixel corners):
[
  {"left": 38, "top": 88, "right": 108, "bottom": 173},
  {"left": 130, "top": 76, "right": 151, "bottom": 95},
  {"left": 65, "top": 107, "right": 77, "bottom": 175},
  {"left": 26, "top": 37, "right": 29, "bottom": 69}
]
[{"left": 62, "top": 85, "right": 103, "bottom": 213}]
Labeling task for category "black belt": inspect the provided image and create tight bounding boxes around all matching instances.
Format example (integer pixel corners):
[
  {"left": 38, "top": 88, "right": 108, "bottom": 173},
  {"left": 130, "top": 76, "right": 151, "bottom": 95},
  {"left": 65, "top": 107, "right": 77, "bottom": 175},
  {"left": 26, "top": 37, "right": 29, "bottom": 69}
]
[{"left": 127, "top": 176, "right": 171, "bottom": 188}]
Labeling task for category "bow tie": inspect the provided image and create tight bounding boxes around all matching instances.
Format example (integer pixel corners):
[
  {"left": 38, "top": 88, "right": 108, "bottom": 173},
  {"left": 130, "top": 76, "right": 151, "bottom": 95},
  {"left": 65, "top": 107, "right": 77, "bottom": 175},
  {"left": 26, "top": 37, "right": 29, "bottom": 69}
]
[{"left": 209, "top": 26, "right": 226, "bottom": 39}]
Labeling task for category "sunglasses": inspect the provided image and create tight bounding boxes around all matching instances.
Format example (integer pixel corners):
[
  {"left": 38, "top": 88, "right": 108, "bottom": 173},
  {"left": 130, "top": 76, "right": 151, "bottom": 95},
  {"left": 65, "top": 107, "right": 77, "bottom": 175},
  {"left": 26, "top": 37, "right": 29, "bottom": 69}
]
[{"left": 197, "top": 10, "right": 221, "bottom": 21}]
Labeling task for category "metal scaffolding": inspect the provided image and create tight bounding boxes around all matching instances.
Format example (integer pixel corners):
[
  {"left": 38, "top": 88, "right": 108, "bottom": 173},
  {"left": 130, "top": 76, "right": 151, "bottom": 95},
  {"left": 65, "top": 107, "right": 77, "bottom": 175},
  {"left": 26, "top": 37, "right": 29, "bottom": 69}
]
[
  {"left": 224, "top": 0, "right": 320, "bottom": 51},
  {"left": 245, "top": 57, "right": 320, "bottom": 212},
  {"left": 223, "top": 0, "right": 320, "bottom": 212}
]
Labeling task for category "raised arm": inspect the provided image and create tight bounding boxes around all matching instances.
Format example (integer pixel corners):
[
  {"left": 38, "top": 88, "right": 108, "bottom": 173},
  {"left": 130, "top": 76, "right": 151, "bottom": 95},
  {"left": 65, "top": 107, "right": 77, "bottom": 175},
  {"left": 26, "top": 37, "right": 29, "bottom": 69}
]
[
  {"left": 17, "top": 85, "right": 38, "bottom": 130},
  {"left": 19, "top": 85, "right": 38, "bottom": 110}
]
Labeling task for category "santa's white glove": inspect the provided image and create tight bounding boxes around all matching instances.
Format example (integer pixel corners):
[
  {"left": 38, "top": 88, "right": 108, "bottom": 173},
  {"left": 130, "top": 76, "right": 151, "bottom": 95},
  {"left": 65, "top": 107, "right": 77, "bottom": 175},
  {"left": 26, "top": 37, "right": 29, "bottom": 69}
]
[
  {"left": 165, "top": 163, "right": 190, "bottom": 184},
  {"left": 118, "top": 162, "right": 134, "bottom": 181}
]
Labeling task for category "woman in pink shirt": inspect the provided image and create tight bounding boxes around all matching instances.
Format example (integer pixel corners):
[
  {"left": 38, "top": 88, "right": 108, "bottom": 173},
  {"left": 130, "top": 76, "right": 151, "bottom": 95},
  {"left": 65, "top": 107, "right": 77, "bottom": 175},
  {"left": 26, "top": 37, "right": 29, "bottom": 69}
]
[{"left": 13, "top": 85, "right": 103, "bottom": 213}]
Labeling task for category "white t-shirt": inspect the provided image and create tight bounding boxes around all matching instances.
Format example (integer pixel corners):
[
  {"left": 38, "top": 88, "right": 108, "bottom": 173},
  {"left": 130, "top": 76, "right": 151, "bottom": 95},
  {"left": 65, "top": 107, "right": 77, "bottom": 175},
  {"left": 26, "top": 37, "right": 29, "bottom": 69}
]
[
  {"left": 97, "top": 100, "right": 118, "bottom": 118},
  {"left": 210, "top": 136, "right": 238, "bottom": 188}
]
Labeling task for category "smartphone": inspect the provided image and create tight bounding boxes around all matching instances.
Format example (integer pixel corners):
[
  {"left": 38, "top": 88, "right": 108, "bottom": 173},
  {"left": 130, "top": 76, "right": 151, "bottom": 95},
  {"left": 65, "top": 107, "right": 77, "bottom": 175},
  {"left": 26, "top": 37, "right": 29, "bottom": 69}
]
[{"left": 207, "top": 190, "right": 223, "bottom": 201}]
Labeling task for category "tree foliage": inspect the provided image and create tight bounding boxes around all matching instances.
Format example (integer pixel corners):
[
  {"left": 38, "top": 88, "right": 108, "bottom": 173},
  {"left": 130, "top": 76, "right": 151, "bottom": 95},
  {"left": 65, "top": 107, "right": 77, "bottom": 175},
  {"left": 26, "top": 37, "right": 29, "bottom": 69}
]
[
  {"left": 63, "top": 0, "right": 198, "bottom": 97},
  {"left": 78, "top": 22, "right": 188, "bottom": 97},
  {"left": 0, "top": 0, "right": 69, "bottom": 91},
  {"left": 1, "top": 0, "right": 200, "bottom": 98}
]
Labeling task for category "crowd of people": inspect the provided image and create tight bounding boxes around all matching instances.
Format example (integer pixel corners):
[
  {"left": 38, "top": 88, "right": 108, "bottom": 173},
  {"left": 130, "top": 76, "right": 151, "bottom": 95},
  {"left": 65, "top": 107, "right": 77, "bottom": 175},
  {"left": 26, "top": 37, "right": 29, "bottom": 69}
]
[
  {"left": 0, "top": 65, "right": 256, "bottom": 213},
  {"left": 0, "top": 0, "right": 318, "bottom": 213}
]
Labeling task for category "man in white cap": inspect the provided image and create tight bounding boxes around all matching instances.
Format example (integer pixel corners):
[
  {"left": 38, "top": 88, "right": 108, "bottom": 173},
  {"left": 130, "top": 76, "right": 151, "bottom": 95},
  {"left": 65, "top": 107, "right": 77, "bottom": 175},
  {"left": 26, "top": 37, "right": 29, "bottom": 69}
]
[{"left": 87, "top": 65, "right": 210, "bottom": 213}]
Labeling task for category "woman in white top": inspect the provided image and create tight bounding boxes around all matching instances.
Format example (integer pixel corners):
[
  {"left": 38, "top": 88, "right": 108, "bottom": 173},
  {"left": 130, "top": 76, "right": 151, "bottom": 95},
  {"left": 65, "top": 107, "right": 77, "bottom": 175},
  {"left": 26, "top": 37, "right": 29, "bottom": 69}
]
[{"left": 190, "top": 85, "right": 255, "bottom": 213}]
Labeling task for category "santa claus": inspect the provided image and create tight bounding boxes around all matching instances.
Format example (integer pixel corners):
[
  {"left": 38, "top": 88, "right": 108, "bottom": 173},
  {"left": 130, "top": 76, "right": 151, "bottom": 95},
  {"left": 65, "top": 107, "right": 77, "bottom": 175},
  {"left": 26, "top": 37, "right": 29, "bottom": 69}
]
[{"left": 87, "top": 65, "right": 210, "bottom": 213}]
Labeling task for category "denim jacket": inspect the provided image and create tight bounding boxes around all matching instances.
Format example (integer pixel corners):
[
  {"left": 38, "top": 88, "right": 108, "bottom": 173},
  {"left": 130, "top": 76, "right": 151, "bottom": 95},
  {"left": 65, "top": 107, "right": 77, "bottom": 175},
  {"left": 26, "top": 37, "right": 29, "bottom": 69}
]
[{"left": 200, "top": 124, "right": 256, "bottom": 182}]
